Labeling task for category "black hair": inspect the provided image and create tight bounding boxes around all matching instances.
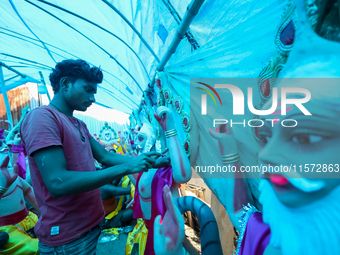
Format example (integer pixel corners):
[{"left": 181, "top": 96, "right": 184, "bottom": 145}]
[{"left": 49, "top": 59, "right": 103, "bottom": 93}]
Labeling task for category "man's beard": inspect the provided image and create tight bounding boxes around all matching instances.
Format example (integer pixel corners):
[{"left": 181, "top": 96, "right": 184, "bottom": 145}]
[{"left": 259, "top": 180, "right": 340, "bottom": 255}]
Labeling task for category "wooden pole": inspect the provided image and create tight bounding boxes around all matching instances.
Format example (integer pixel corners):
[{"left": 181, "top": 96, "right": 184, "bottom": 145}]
[{"left": 0, "top": 65, "right": 13, "bottom": 127}]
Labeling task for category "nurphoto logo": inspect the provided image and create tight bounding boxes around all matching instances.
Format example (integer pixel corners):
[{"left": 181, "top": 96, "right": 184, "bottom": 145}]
[{"left": 199, "top": 83, "right": 311, "bottom": 128}]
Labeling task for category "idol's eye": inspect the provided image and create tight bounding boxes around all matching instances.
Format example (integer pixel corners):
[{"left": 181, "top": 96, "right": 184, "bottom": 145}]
[
  {"left": 291, "top": 134, "right": 323, "bottom": 144},
  {"left": 258, "top": 134, "right": 271, "bottom": 145}
]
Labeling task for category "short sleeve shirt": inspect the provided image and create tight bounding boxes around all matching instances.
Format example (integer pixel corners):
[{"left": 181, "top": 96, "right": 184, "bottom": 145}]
[{"left": 20, "top": 105, "right": 105, "bottom": 246}]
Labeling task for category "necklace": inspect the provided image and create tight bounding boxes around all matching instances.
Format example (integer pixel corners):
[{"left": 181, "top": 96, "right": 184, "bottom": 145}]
[{"left": 49, "top": 103, "right": 86, "bottom": 142}]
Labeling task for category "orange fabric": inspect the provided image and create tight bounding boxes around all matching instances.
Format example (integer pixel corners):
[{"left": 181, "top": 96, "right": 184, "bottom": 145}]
[{"left": 102, "top": 196, "right": 118, "bottom": 216}]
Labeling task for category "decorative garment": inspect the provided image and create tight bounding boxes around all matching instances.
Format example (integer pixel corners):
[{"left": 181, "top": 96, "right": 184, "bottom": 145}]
[
  {"left": 0, "top": 208, "right": 29, "bottom": 227},
  {"left": 102, "top": 196, "right": 118, "bottom": 216},
  {"left": 105, "top": 176, "right": 132, "bottom": 220},
  {"left": 236, "top": 204, "right": 271, "bottom": 255},
  {"left": 0, "top": 128, "right": 5, "bottom": 140},
  {"left": 132, "top": 166, "right": 173, "bottom": 255},
  {"left": 11, "top": 144, "right": 27, "bottom": 179},
  {"left": 116, "top": 144, "right": 127, "bottom": 155},
  {"left": 0, "top": 211, "right": 39, "bottom": 254},
  {"left": 125, "top": 218, "right": 148, "bottom": 255}
]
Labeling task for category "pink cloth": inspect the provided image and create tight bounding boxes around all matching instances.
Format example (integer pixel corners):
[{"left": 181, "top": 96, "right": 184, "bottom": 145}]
[
  {"left": 132, "top": 166, "right": 173, "bottom": 255},
  {"left": 239, "top": 212, "right": 271, "bottom": 255},
  {"left": 20, "top": 105, "right": 105, "bottom": 246},
  {"left": 12, "top": 145, "right": 27, "bottom": 179}
]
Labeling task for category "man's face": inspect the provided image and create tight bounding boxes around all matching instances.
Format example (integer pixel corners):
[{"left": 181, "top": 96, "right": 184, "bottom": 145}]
[{"left": 65, "top": 78, "right": 97, "bottom": 111}]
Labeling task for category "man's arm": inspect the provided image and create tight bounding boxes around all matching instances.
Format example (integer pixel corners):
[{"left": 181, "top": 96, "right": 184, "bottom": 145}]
[
  {"left": 90, "top": 138, "right": 166, "bottom": 168},
  {"left": 90, "top": 138, "right": 133, "bottom": 166},
  {"left": 33, "top": 145, "right": 158, "bottom": 198},
  {"left": 100, "top": 184, "right": 131, "bottom": 200}
]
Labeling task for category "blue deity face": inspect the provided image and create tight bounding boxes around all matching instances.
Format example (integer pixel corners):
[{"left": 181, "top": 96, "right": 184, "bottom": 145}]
[{"left": 258, "top": 78, "right": 340, "bottom": 208}]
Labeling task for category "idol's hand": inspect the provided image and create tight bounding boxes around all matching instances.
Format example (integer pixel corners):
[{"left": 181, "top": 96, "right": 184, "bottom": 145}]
[
  {"left": 154, "top": 106, "right": 175, "bottom": 131},
  {"left": 13, "top": 133, "right": 22, "bottom": 146},
  {"left": 154, "top": 185, "right": 185, "bottom": 255},
  {"left": 209, "top": 124, "right": 238, "bottom": 155},
  {"left": 0, "top": 156, "right": 17, "bottom": 189}
]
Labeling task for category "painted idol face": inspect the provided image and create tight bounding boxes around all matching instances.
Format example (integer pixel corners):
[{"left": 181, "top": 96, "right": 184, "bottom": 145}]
[{"left": 258, "top": 77, "right": 340, "bottom": 208}]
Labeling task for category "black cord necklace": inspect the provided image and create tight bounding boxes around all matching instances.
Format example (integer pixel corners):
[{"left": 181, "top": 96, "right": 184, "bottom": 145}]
[{"left": 49, "top": 103, "right": 86, "bottom": 142}]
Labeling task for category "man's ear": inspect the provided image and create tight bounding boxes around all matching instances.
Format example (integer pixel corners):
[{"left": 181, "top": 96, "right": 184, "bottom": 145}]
[{"left": 60, "top": 77, "right": 69, "bottom": 91}]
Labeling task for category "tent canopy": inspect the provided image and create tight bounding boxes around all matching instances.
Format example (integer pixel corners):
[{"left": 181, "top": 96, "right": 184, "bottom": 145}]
[{"left": 0, "top": 0, "right": 200, "bottom": 113}]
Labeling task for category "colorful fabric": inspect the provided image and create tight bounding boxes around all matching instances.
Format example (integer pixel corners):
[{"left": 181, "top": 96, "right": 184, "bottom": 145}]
[
  {"left": 237, "top": 204, "right": 271, "bottom": 255},
  {"left": 20, "top": 105, "right": 105, "bottom": 247},
  {"left": 105, "top": 176, "right": 131, "bottom": 220},
  {"left": 116, "top": 144, "right": 127, "bottom": 155},
  {"left": 0, "top": 129, "right": 5, "bottom": 140},
  {"left": 132, "top": 166, "right": 173, "bottom": 255},
  {"left": 102, "top": 196, "right": 118, "bottom": 216},
  {"left": 12, "top": 145, "right": 27, "bottom": 179},
  {"left": 0, "top": 211, "right": 39, "bottom": 255},
  {"left": 125, "top": 219, "right": 148, "bottom": 255}
]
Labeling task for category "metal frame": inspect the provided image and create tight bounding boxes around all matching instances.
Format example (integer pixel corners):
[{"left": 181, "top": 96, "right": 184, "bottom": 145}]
[{"left": 0, "top": 62, "right": 27, "bottom": 127}]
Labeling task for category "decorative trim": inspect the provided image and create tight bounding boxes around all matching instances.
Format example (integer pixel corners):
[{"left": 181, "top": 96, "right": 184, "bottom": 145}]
[
  {"left": 181, "top": 111, "right": 190, "bottom": 133},
  {"left": 275, "top": 0, "right": 297, "bottom": 56},
  {"left": 162, "top": 88, "right": 173, "bottom": 104},
  {"left": 235, "top": 203, "right": 259, "bottom": 255},
  {"left": 305, "top": 0, "right": 318, "bottom": 29},
  {"left": 183, "top": 134, "right": 190, "bottom": 156},
  {"left": 173, "top": 96, "right": 183, "bottom": 114},
  {"left": 250, "top": 112, "right": 261, "bottom": 143},
  {"left": 257, "top": 54, "right": 286, "bottom": 103},
  {"left": 157, "top": 92, "right": 165, "bottom": 107}
]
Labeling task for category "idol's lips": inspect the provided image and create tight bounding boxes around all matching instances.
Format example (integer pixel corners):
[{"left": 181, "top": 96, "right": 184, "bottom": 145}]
[{"left": 270, "top": 174, "right": 290, "bottom": 186}]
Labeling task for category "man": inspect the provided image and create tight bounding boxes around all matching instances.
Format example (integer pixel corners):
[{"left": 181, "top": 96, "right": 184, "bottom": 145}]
[{"left": 20, "top": 59, "right": 166, "bottom": 255}]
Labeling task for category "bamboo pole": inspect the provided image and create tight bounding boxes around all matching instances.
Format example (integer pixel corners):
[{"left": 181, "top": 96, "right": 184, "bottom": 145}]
[
  {"left": 0, "top": 65, "right": 13, "bottom": 127},
  {"left": 147, "top": 0, "right": 205, "bottom": 91}
]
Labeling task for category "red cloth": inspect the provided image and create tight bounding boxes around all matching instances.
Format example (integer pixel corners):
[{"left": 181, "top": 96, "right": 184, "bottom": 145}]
[
  {"left": 20, "top": 105, "right": 104, "bottom": 246},
  {"left": 0, "top": 207, "right": 29, "bottom": 227}
]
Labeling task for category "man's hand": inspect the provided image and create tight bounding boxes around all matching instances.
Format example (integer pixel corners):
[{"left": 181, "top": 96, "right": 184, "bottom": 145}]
[
  {"left": 154, "top": 156, "right": 171, "bottom": 168},
  {"left": 125, "top": 152, "right": 160, "bottom": 174},
  {"left": 0, "top": 156, "right": 17, "bottom": 189}
]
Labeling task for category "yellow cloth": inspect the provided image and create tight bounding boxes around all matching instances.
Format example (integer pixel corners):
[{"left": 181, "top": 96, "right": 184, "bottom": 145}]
[
  {"left": 125, "top": 219, "right": 148, "bottom": 255},
  {"left": 116, "top": 144, "right": 127, "bottom": 155},
  {"left": 113, "top": 138, "right": 120, "bottom": 150},
  {"left": 0, "top": 211, "right": 39, "bottom": 255},
  {"left": 102, "top": 228, "right": 120, "bottom": 236},
  {"left": 105, "top": 176, "right": 134, "bottom": 220}
]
